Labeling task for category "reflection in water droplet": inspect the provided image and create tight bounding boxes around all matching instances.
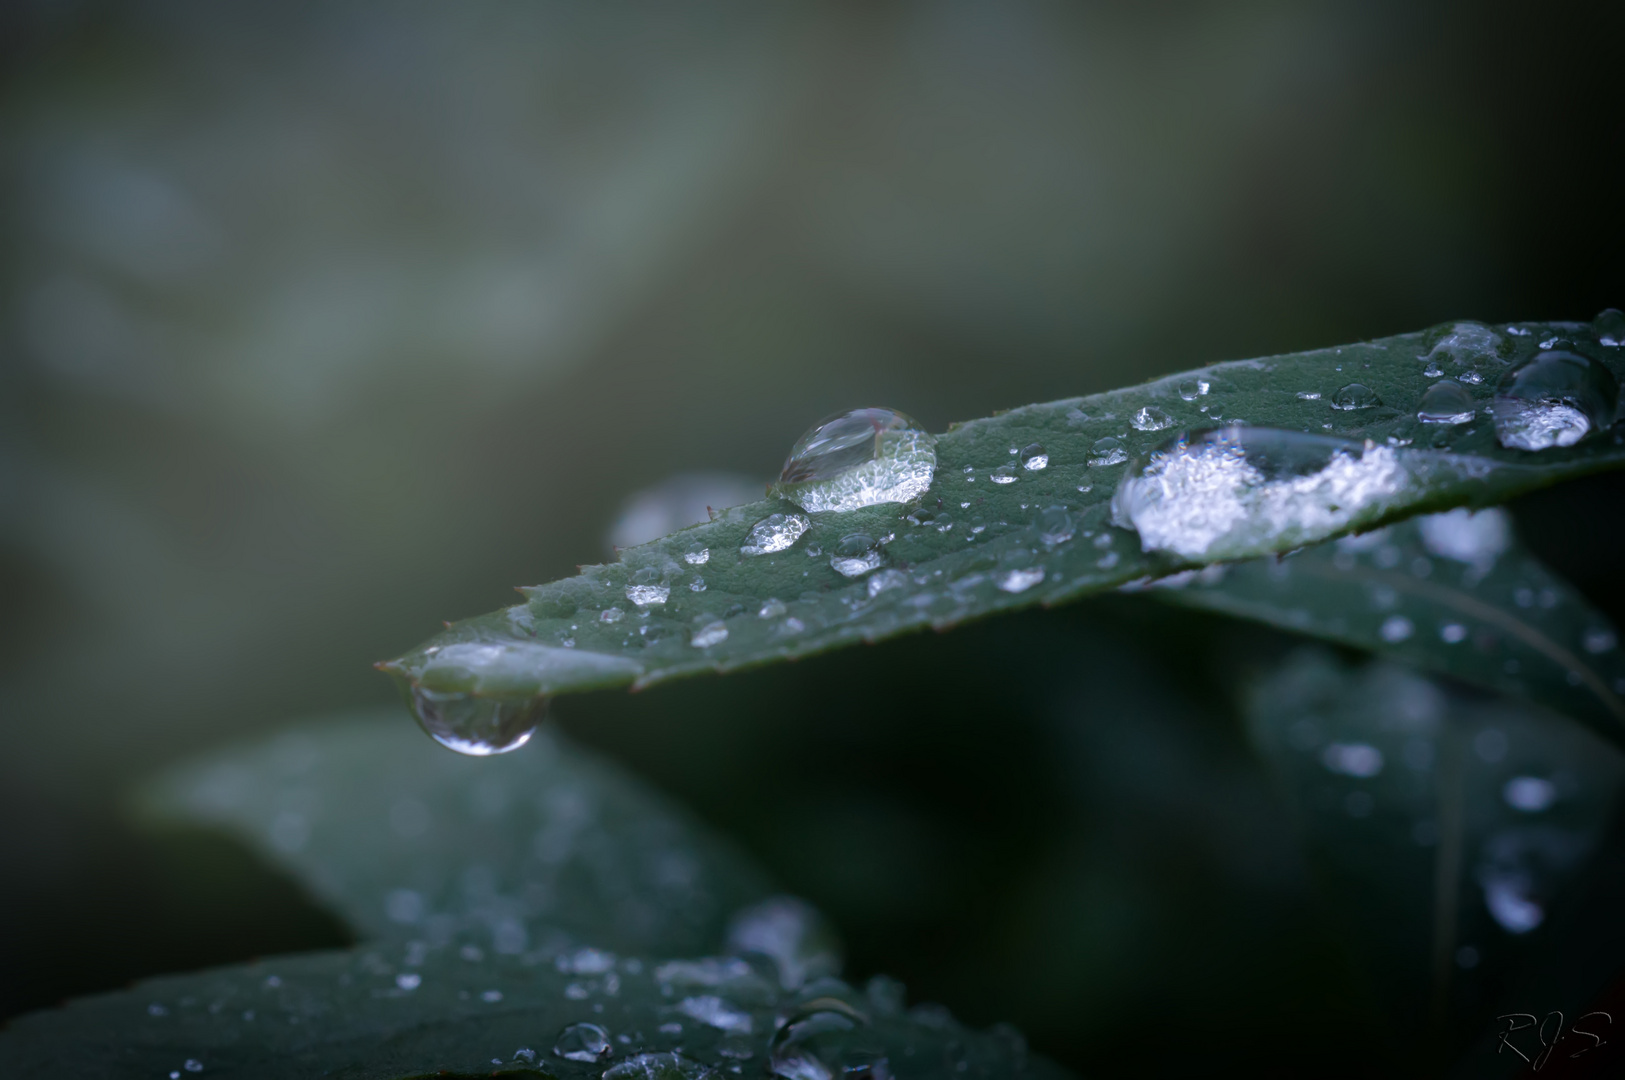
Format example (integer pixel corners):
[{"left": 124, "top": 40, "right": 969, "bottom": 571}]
[
  {"left": 996, "top": 568, "right": 1045, "bottom": 594},
  {"left": 1110, "top": 427, "right": 1411, "bottom": 561},
  {"left": 989, "top": 465, "right": 1017, "bottom": 484},
  {"left": 1331, "top": 383, "right": 1381, "bottom": 410},
  {"left": 1088, "top": 437, "right": 1128, "bottom": 467},
  {"left": 409, "top": 687, "right": 544, "bottom": 756},
  {"left": 830, "top": 534, "right": 886, "bottom": 578},
  {"left": 603, "top": 1051, "right": 712, "bottom": 1080},
  {"left": 1416, "top": 380, "right": 1476, "bottom": 424},
  {"left": 1019, "top": 443, "right": 1048, "bottom": 471},
  {"left": 741, "top": 513, "right": 810, "bottom": 556},
  {"left": 691, "top": 621, "right": 728, "bottom": 649},
  {"left": 684, "top": 546, "right": 711, "bottom": 566},
  {"left": 554, "top": 1021, "right": 612, "bottom": 1062},
  {"left": 771, "top": 408, "right": 937, "bottom": 513},
  {"left": 1132, "top": 406, "right": 1174, "bottom": 431},
  {"left": 1178, "top": 379, "right": 1210, "bottom": 401},
  {"left": 1492, "top": 350, "right": 1619, "bottom": 450}
]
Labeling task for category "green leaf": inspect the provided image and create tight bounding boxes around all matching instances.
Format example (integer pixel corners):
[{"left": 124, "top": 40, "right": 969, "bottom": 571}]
[
  {"left": 1243, "top": 650, "right": 1625, "bottom": 1058},
  {"left": 136, "top": 712, "right": 776, "bottom": 958},
  {"left": 1142, "top": 508, "right": 1625, "bottom": 747},
  {"left": 379, "top": 318, "right": 1625, "bottom": 713},
  {"left": 0, "top": 942, "right": 1063, "bottom": 1080}
]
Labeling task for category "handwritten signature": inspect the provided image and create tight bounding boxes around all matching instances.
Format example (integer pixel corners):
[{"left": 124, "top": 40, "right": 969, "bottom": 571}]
[{"left": 1496, "top": 1011, "right": 1612, "bottom": 1071}]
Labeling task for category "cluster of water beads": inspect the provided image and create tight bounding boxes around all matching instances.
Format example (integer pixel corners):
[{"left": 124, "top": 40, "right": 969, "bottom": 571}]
[
  {"left": 1416, "top": 379, "right": 1476, "bottom": 425},
  {"left": 769, "top": 408, "right": 937, "bottom": 514},
  {"left": 1111, "top": 425, "right": 1410, "bottom": 561},
  {"left": 1491, "top": 348, "right": 1619, "bottom": 451},
  {"left": 409, "top": 686, "right": 545, "bottom": 756}
]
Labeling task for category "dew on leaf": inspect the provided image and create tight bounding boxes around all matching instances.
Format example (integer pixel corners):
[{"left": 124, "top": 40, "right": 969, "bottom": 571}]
[
  {"left": 554, "top": 1021, "right": 613, "bottom": 1063},
  {"left": 996, "top": 568, "right": 1045, "bottom": 594},
  {"left": 1132, "top": 406, "right": 1174, "bottom": 431},
  {"left": 830, "top": 534, "right": 886, "bottom": 578},
  {"left": 1416, "top": 380, "right": 1476, "bottom": 424},
  {"left": 684, "top": 546, "right": 710, "bottom": 566},
  {"left": 1178, "top": 378, "right": 1210, "bottom": 401},
  {"left": 989, "top": 465, "right": 1017, "bottom": 484},
  {"left": 603, "top": 1051, "right": 712, "bottom": 1080},
  {"left": 1330, "top": 383, "right": 1381, "bottom": 410},
  {"left": 741, "top": 513, "right": 810, "bottom": 556},
  {"left": 1596, "top": 307, "right": 1625, "bottom": 347},
  {"left": 1019, "top": 443, "right": 1049, "bottom": 470},
  {"left": 1492, "top": 349, "right": 1619, "bottom": 450},
  {"left": 1087, "top": 437, "right": 1128, "bottom": 467},
  {"left": 408, "top": 687, "right": 544, "bottom": 756},
  {"left": 691, "top": 621, "right": 729, "bottom": 649},
  {"left": 770, "top": 408, "right": 936, "bottom": 513}
]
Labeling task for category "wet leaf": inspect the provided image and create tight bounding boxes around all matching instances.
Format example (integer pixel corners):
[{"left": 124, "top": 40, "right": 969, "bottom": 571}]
[
  {"left": 1244, "top": 650, "right": 1625, "bottom": 1060},
  {"left": 136, "top": 712, "right": 775, "bottom": 957},
  {"left": 0, "top": 942, "right": 1063, "bottom": 1080},
  {"left": 1143, "top": 509, "right": 1625, "bottom": 748},
  {"left": 379, "top": 318, "right": 1625, "bottom": 716}
]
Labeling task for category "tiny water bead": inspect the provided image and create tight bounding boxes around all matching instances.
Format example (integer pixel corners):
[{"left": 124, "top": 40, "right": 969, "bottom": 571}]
[
  {"left": 989, "top": 465, "right": 1017, "bottom": 484},
  {"left": 691, "top": 620, "right": 729, "bottom": 649},
  {"left": 1492, "top": 349, "right": 1620, "bottom": 451},
  {"left": 408, "top": 687, "right": 545, "bottom": 756},
  {"left": 1131, "top": 405, "right": 1174, "bottom": 432},
  {"left": 996, "top": 567, "right": 1045, "bottom": 593},
  {"left": 741, "top": 512, "right": 810, "bottom": 555},
  {"left": 1296, "top": 391, "right": 1321, "bottom": 401},
  {"left": 1111, "top": 426, "right": 1412, "bottom": 561},
  {"left": 1019, "top": 443, "right": 1048, "bottom": 470},
  {"left": 830, "top": 533, "right": 886, "bottom": 578},
  {"left": 1331, "top": 383, "right": 1381, "bottom": 410},
  {"left": 770, "top": 408, "right": 937, "bottom": 513},
  {"left": 1178, "top": 378, "right": 1210, "bottom": 401},
  {"left": 867, "top": 569, "right": 908, "bottom": 598},
  {"left": 1416, "top": 380, "right": 1476, "bottom": 425},
  {"left": 1087, "top": 436, "right": 1128, "bottom": 467},
  {"left": 626, "top": 567, "right": 671, "bottom": 607}
]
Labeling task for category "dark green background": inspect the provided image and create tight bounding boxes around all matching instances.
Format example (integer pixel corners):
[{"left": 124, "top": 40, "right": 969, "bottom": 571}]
[{"left": 2, "top": 2, "right": 1624, "bottom": 1076}]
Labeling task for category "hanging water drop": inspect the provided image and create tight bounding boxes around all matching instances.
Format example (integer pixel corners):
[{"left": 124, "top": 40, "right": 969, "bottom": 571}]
[
  {"left": 741, "top": 513, "right": 810, "bottom": 555},
  {"left": 554, "top": 1021, "right": 612, "bottom": 1063},
  {"left": 1330, "top": 383, "right": 1381, "bottom": 410},
  {"left": 1019, "top": 443, "right": 1049, "bottom": 470},
  {"left": 1088, "top": 437, "right": 1128, "bottom": 467},
  {"left": 1491, "top": 349, "right": 1619, "bottom": 450},
  {"left": 408, "top": 687, "right": 545, "bottom": 756},
  {"left": 770, "top": 408, "right": 937, "bottom": 513},
  {"left": 1110, "top": 426, "right": 1412, "bottom": 561},
  {"left": 1416, "top": 380, "right": 1476, "bottom": 425},
  {"left": 1132, "top": 406, "right": 1174, "bottom": 431},
  {"left": 830, "top": 533, "right": 886, "bottom": 578}
]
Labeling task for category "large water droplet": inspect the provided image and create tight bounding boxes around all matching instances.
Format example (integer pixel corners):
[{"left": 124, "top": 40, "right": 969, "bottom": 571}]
[
  {"left": 1596, "top": 308, "right": 1625, "bottom": 347},
  {"left": 1416, "top": 380, "right": 1476, "bottom": 425},
  {"left": 1491, "top": 349, "right": 1619, "bottom": 450},
  {"left": 741, "top": 512, "right": 811, "bottom": 555},
  {"left": 1423, "top": 321, "right": 1505, "bottom": 368},
  {"left": 769, "top": 1000, "right": 876, "bottom": 1080},
  {"left": 770, "top": 408, "right": 936, "bottom": 513},
  {"left": 1110, "top": 426, "right": 1412, "bottom": 561},
  {"left": 1019, "top": 443, "right": 1049, "bottom": 471},
  {"left": 1331, "top": 383, "right": 1381, "bottom": 410},
  {"left": 409, "top": 688, "right": 544, "bottom": 755},
  {"left": 830, "top": 533, "right": 886, "bottom": 578},
  {"left": 603, "top": 1052, "right": 712, "bottom": 1080},
  {"left": 1087, "top": 437, "right": 1128, "bottom": 467},
  {"left": 553, "top": 1021, "right": 612, "bottom": 1063},
  {"left": 1131, "top": 406, "right": 1174, "bottom": 432}
]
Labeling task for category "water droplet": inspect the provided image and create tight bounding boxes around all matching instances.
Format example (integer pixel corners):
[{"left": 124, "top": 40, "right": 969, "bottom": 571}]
[
  {"left": 1322, "top": 742, "right": 1383, "bottom": 778},
  {"left": 1416, "top": 380, "right": 1476, "bottom": 424},
  {"left": 771, "top": 408, "right": 937, "bottom": 513},
  {"left": 1178, "top": 379, "right": 1210, "bottom": 401},
  {"left": 1296, "top": 391, "right": 1321, "bottom": 401},
  {"left": 688, "top": 578, "right": 707, "bottom": 593},
  {"left": 1440, "top": 622, "right": 1468, "bottom": 644},
  {"left": 1492, "top": 349, "right": 1619, "bottom": 450},
  {"left": 601, "top": 607, "right": 625, "bottom": 623},
  {"left": 691, "top": 620, "right": 728, "bottom": 649},
  {"left": 727, "top": 895, "right": 842, "bottom": 990},
  {"left": 184, "top": 1062, "right": 203, "bottom": 1074},
  {"left": 989, "top": 465, "right": 1017, "bottom": 484},
  {"left": 768, "top": 1000, "right": 875, "bottom": 1080},
  {"left": 1035, "top": 506, "right": 1074, "bottom": 546},
  {"left": 1019, "top": 443, "right": 1048, "bottom": 471},
  {"left": 1087, "top": 437, "right": 1128, "bottom": 467},
  {"left": 1458, "top": 370, "right": 1483, "bottom": 385},
  {"left": 684, "top": 546, "right": 711, "bottom": 566},
  {"left": 996, "top": 567, "right": 1045, "bottom": 593},
  {"left": 677, "top": 995, "right": 753, "bottom": 1034},
  {"left": 758, "top": 598, "right": 787, "bottom": 618},
  {"left": 1503, "top": 776, "right": 1557, "bottom": 813},
  {"left": 1131, "top": 406, "right": 1174, "bottom": 432},
  {"left": 1330, "top": 383, "right": 1381, "bottom": 410},
  {"left": 1417, "top": 507, "right": 1510, "bottom": 570},
  {"left": 1596, "top": 308, "right": 1625, "bottom": 347},
  {"left": 1110, "top": 426, "right": 1411, "bottom": 561},
  {"left": 627, "top": 584, "right": 671, "bottom": 606},
  {"left": 603, "top": 1052, "right": 712, "bottom": 1080},
  {"left": 554, "top": 1021, "right": 613, "bottom": 1063},
  {"left": 1423, "top": 321, "right": 1505, "bottom": 368},
  {"left": 1584, "top": 627, "right": 1618, "bottom": 653},
  {"left": 409, "top": 687, "right": 544, "bottom": 756},
  {"left": 741, "top": 513, "right": 811, "bottom": 556},
  {"left": 1379, "top": 615, "right": 1414, "bottom": 643},
  {"left": 395, "top": 973, "right": 422, "bottom": 991},
  {"left": 866, "top": 569, "right": 907, "bottom": 598},
  {"left": 830, "top": 534, "right": 886, "bottom": 578}
]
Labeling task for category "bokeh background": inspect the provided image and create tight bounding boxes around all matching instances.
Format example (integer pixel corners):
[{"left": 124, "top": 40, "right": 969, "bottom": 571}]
[{"left": 3, "top": 1, "right": 1624, "bottom": 1075}]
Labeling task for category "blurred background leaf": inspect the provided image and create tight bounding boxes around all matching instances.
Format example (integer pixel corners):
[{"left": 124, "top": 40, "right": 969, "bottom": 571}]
[{"left": 2, "top": 2, "right": 1624, "bottom": 1077}]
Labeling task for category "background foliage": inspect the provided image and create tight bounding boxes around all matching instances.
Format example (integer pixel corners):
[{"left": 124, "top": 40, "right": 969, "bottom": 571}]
[{"left": 3, "top": 2, "right": 1625, "bottom": 1077}]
